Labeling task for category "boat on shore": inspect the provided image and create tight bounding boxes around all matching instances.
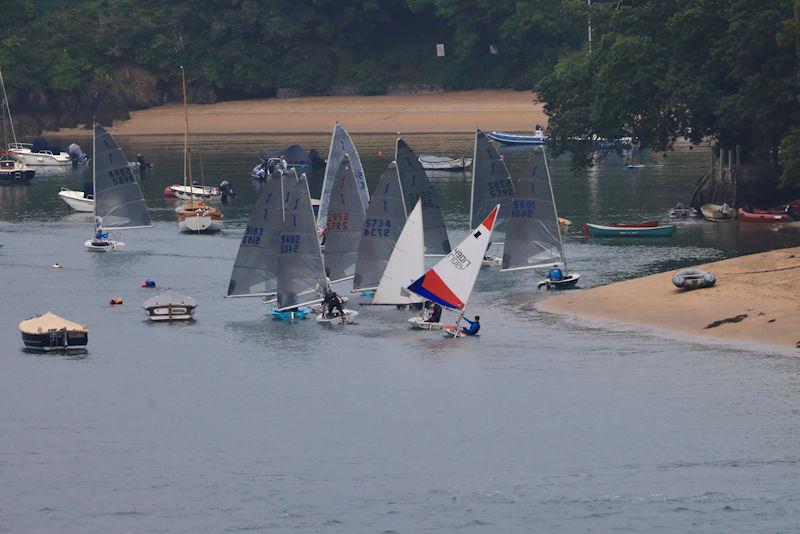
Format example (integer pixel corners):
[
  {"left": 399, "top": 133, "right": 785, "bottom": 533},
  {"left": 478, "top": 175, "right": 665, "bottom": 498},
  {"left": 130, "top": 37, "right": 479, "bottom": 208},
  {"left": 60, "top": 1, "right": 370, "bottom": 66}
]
[
  {"left": 19, "top": 312, "right": 88, "bottom": 352},
  {"left": 582, "top": 222, "right": 676, "bottom": 237},
  {"left": 418, "top": 155, "right": 472, "bottom": 171},
  {"left": 737, "top": 208, "right": 792, "bottom": 223},
  {"left": 486, "top": 130, "right": 547, "bottom": 145},
  {"left": 700, "top": 203, "right": 736, "bottom": 221}
]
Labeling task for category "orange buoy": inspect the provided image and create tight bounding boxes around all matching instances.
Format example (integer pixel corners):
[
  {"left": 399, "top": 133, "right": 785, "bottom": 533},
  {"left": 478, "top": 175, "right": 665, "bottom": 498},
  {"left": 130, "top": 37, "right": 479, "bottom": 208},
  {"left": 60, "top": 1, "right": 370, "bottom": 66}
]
[
  {"left": 376, "top": 150, "right": 384, "bottom": 158},
  {"left": 109, "top": 297, "right": 123, "bottom": 305}
]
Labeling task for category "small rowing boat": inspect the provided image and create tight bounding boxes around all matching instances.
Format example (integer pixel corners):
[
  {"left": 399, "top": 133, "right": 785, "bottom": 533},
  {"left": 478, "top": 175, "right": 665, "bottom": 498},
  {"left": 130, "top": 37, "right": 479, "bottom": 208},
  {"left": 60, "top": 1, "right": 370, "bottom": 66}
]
[
  {"left": 418, "top": 155, "right": 472, "bottom": 171},
  {"left": 700, "top": 203, "right": 735, "bottom": 221},
  {"left": 582, "top": 222, "right": 675, "bottom": 237},
  {"left": 737, "top": 208, "right": 792, "bottom": 223}
]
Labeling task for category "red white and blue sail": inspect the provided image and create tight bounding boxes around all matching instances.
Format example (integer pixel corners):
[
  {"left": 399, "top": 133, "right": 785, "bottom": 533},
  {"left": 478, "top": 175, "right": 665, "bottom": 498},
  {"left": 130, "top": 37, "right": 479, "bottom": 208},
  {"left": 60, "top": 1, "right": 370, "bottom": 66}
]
[{"left": 408, "top": 205, "right": 499, "bottom": 310}]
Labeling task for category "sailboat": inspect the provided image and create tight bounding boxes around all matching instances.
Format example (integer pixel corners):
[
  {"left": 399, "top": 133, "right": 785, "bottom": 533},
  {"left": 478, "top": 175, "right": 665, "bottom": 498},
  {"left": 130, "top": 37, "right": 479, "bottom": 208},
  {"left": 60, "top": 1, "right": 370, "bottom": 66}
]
[
  {"left": 500, "top": 146, "right": 579, "bottom": 289},
  {"left": 407, "top": 205, "right": 500, "bottom": 337},
  {"left": 352, "top": 161, "right": 407, "bottom": 294},
  {"left": 174, "top": 66, "right": 223, "bottom": 233},
  {"left": 226, "top": 163, "right": 287, "bottom": 299},
  {"left": 395, "top": 138, "right": 451, "bottom": 255},
  {"left": 374, "top": 200, "right": 425, "bottom": 308},
  {"left": 320, "top": 153, "right": 366, "bottom": 283},
  {"left": 318, "top": 122, "right": 369, "bottom": 228},
  {"left": 0, "top": 67, "right": 35, "bottom": 182},
  {"left": 85, "top": 123, "right": 153, "bottom": 251},
  {"left": 470, "top": 129, "right": 515, "bottom": 266}
]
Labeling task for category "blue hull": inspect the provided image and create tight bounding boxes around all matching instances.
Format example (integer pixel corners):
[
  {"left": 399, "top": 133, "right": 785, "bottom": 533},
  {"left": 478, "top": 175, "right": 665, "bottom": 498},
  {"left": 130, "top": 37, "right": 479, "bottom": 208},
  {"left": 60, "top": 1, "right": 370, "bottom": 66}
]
[
  {"left": 486, "top": 131, "right": 547, "bottom": 145},
  {"left": 270, "top": 306, "right": 310, "bottom": 321}
]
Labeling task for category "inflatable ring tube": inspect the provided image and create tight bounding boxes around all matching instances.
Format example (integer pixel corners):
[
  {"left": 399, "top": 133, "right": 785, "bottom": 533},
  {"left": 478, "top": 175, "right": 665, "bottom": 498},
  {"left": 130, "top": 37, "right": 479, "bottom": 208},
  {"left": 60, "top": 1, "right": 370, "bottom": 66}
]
[{"left": 672, "top": 268, "right": 716, "bottom": 290}]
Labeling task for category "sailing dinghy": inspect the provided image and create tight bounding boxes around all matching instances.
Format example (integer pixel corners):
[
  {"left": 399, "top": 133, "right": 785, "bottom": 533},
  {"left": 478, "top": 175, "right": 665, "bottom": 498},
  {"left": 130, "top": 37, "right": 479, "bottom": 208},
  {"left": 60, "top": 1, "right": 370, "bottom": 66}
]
[
  {"left": 374, "top": 200, "right": 425, "bottom": 309},
  {"left": 353, "top": 161, "right": 407, "bottom": 295},
  {"left": 320, "top": 154, "right": 366, "bottom": 283},
  {"left": 85, "top": 123, "right": 153, "bottom": 251},
  {"left": 470, "top": 129, "right": 515, "bottom": 266},
  {"left": 395, "top": 138, "right": 451, "bottom": 255},
  {"left": 318, "top": 122, "right": 369, "bottom": 227},
  {"left": 501, "top": 146, "right": 579, "bottom": 289},
  {"left": 226, "top": 165, "right": 287, "bottom": 299},
  {"left": 407, "top": 205, "right": 500, "bottom": 336}
]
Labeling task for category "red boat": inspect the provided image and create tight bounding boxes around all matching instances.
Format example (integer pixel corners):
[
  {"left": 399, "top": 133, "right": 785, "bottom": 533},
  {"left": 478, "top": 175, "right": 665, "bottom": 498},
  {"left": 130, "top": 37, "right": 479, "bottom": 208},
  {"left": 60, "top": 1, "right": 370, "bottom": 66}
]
[{"left": 737, "top": 208, "right": 792, "bottom": 223}]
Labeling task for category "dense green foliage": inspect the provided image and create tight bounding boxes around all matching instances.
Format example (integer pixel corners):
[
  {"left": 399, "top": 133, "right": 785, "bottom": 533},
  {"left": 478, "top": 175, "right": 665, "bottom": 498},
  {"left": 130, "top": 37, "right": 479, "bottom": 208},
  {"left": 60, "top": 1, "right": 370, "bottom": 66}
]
[
  {"left": 0, "top": 0, "right": 582, "bottom": 100},
  {"left": 538, "top": 0, "right": 800, "bottom": 183}
]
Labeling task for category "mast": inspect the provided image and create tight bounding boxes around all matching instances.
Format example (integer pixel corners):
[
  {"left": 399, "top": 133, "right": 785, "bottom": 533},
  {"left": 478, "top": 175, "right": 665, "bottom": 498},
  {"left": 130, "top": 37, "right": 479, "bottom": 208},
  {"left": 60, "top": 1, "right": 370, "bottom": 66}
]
[
  {"left": 92, "top": 121, "right": 96, "bottom": 217},
  {"left": 0, "top": 66, "right": 17, "bottom": 146},
  {"left": 468, "top": 129, "right": 479, "bottom": 229},
  {"left": 181, "top": 66, "right": 189, "bottom": 188},
  {"left": 543, "top": 146, "right": 568, "bottom": 272}
]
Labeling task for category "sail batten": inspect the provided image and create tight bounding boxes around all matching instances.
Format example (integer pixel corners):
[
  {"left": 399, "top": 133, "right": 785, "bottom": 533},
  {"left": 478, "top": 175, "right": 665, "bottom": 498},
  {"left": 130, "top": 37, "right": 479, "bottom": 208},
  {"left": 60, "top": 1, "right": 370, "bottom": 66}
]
[
  {"left": 318, "top": 123, "right": 369, "bottom": 225},
  {"left": 93, "top": 123, "right": 152, "bottom": 229},
  {"left": 353, "top": 161, "right": 406, "bottom": 291},
  {"left": 321, "top": 155, "right": 366, "bottom": 281},
  {"left": 277, "top": 173, "right": 326, "bottom": 309},
  {"left": 395, "top": 138, "right": 451, "bottom": 255},
  {"left": 501, "top": 146, "right": 564, "bottom": 271},
  {"left": 227, "top": 170, "right": 285, "bottom": 296}
]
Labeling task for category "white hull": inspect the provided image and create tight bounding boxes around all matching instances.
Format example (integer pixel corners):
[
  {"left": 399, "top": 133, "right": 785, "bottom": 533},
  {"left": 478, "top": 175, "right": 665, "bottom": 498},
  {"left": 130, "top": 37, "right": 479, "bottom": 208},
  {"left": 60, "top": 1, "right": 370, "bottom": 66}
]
[
  {"left": 58, "top": 189, "right": 94, "bottom": 212},
  {"left": 482, "top": 255, "right": 502, "bottom": 267},
  {"left": 418, "top": 156, "right": 472, "bottom": 171},
  {"left": 170, "top": 184, "right": 221, "bottom": 200},
  {"left": 10, "top": 148, "right": 71, "bottom": 167},
  {"left": 408, "top": 316, "right": 445, "bottom": 330},
  {"left": 145, "top": 306, "right": 195, "bottom": 321},
  {"left": 179, "top": 215, "right": 222, "bottom": 233},
  {"left": 84, "top": 238, "right": 124, "bottom": 252},
  {"left": 316, "top": 309, "right": 359, "bottom": 324}
]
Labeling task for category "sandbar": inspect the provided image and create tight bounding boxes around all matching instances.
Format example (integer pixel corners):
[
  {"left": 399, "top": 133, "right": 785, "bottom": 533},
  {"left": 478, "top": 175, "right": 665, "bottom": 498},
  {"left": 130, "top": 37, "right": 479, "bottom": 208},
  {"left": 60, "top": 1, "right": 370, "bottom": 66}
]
[{"left": 538, "top": 247, "right": 800, "bottom": 352}]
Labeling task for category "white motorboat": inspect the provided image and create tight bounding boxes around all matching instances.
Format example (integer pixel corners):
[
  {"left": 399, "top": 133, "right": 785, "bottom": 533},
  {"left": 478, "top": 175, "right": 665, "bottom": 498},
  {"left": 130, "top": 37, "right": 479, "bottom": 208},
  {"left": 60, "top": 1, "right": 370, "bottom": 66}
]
[
  {"left": 418, "top": 155, "right": 472, "bottom": 171},
  {"left": 167, "top": 183, "right": 221, "bottom": 200},
  {"left": 8, "top": 142, "right": 71, "bottom": 166},
  {"left": 58, "top": 188, "right": 94, "bottom": 212},
  {"left": 143, "top": 289, "right": 197, "bottom": 322}
]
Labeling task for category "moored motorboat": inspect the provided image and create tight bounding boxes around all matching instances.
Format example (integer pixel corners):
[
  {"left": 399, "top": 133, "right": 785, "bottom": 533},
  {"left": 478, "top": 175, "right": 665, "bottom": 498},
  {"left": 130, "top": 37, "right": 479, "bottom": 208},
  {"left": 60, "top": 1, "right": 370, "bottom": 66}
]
[
  {"left": 582, "top": 222, "right": 675, "bottom": 237},
  {"left": 19, "top": 312, "right": 88, "bottom": 351},
  {"left": 8, "top": 141, "right": 72, "bottom": 166},
  {"left": 486, "top": 130, "right": 547, "bottom": 145},
  {"left": 672, "top": 268, "right": 716, "bottom": 290},
  {"left": 166, "top": 183, "right": 221, "bottom": 200},
  {"left": 418, "top": 155, "right": 473, "bottom": 171},
  {"left": 0, "top": 152, "right": 35, "bottom": 182},
  {"left": 700, "top": 203, "right": 736, "bottom": 221},
  {"left": 143, "top": 289, "right": 197, "bottom": 322},
  {"left": 737, "top": 208, "right": 792, "bottom": 223},
  {"left": 58, "top": 187, "right": 94, "bottom": 212}
]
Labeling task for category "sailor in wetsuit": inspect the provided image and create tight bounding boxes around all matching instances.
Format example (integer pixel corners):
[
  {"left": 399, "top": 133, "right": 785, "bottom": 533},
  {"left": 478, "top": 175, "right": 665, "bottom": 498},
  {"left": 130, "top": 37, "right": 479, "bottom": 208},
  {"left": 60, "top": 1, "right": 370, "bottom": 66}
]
[
  {"left": 460, "top": 315, "right": 481, "bottom": 336},
  {"left": 426, "top": 302, "right": 442, "bottom": 323},
  {"left": 323, "top": 289, "right": 345, "bottom": 322}
]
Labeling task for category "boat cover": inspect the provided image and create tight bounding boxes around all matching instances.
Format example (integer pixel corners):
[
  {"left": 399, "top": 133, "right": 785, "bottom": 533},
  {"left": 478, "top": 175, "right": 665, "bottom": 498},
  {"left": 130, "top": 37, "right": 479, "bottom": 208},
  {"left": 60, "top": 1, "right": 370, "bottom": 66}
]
[
  {"left": 19, "top": 311, "right": 88, "bottom": 334},
  {"left": 142, "top": 289, "right": 196, "bottom": 309}
]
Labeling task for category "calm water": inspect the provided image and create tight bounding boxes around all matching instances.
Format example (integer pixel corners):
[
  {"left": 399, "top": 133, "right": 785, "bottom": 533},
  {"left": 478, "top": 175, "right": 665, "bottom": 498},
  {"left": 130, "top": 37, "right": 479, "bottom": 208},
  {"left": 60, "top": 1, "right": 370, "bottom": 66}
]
[{"left": 1, "top": 134, "right": 799, "bottom": 532}]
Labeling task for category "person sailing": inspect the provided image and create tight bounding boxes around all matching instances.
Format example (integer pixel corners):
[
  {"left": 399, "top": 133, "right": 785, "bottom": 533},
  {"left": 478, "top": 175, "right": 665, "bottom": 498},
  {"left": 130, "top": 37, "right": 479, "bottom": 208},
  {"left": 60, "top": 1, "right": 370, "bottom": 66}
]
[
  {"left": 92, "top": 216, "right": 111, "bottom": 247},
  {"left": 548, "top": 264, "right": 563, "bottom": 282},
  {"left": 460, "top": 315, "right": 480, "bottom": 336},
  {"left": 426, "top": 302, "right": 442, "bottom": 323},
  {"left": 322, "top": 287, "right": 346, "bottom": 323}
]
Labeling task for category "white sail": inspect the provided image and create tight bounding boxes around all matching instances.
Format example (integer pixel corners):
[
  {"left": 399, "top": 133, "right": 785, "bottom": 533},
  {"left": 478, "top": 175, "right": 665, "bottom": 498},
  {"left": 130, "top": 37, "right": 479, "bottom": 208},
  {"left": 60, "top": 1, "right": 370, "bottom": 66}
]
[
  {"left": 372, "top": 201, "right": 425, "bottom": 305},
  {"left": 408, "top": 205, "right": 499, "bottom": 310},
  {"left": 318, "top": 122, "right": 369, "bottom": 225}
]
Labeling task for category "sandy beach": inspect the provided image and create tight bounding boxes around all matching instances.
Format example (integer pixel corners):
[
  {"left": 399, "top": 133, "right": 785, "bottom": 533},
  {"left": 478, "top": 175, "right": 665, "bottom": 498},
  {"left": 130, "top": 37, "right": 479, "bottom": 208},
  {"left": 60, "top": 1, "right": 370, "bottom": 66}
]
[
  {"left": 47, "top": 90, "right": 546, "bottom": 137},
  {"left": 538, "top": 247, "right": 800, "bottom": 351}
]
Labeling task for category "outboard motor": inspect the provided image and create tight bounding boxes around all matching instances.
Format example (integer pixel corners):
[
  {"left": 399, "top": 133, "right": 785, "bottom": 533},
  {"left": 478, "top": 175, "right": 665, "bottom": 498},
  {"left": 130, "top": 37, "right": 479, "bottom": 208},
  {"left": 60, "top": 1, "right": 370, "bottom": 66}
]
[
  {"left": 219, "top": 180, "right": 234, "bottom": 204},
  {"left": 68, "top": 143, "right": 89, "bottom": 168}
]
